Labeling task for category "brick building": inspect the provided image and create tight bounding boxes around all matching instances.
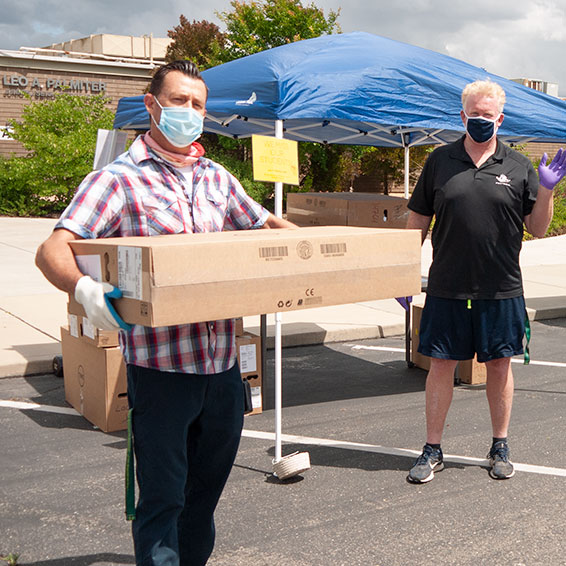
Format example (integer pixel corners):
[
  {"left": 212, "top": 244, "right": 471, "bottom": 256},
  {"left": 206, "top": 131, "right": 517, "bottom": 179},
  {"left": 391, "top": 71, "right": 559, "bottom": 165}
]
[{"left": 0, "top": 34, "right": 170, "bottom": 157}]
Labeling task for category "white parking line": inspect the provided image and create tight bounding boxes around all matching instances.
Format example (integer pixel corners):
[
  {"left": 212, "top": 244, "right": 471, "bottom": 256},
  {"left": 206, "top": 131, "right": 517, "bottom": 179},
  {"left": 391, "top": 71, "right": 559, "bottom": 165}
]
[
  {"left": 3, "top": 400, "right": 565, "bottom": 478},
  {"left": 351, "top": 345, "right": 406, "bottom": 353},
  {"left": 0, "top": 399, "right": 78, "bottom": 415},
  {"left": 351, "top": 344, "right": 566, "bottom": 368},
  {"left": 242, "top": 429, "right": 566, "bottom": 478},
  {"left": 513, "top": 359, "right": 566, "bottom": 368}
]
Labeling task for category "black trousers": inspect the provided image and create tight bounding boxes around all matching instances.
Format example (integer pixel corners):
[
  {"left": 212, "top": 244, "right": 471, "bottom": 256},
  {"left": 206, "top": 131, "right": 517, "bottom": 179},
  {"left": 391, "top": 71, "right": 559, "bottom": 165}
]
[{"left": 127, "top": 363, "right": 244, "bottom": 566}]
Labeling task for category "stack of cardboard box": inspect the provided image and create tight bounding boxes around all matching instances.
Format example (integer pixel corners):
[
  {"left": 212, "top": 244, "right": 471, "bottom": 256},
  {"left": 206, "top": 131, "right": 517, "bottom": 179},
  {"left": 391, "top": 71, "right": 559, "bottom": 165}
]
[
  {"left": 235, "top": 319, "right": 263, "bottom": 416},
  {"left": 60, "top": 226, "right": 421, "bottom": 428},
  {"left": 61, "top": 306, "right": 127, "bottom": 432},
  {"left": 60, "top": 312, "right": 263, "bottom": 433}
]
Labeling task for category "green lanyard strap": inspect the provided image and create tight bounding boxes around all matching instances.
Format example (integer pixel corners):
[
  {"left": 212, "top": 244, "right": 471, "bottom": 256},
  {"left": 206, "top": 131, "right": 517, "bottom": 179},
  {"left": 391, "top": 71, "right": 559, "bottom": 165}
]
[
  {"left": 524, "top": 315, "right": 531, "bottom": 365},
  {"left": 125, "top": 408, "right": 136, "bottom": 521}
]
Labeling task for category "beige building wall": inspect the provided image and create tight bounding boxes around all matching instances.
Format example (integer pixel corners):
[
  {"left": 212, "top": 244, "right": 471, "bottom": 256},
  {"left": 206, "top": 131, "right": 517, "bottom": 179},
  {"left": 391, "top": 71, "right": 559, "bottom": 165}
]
[
  {"left": 521, "top": 142, "right": 564, "bottom": 163},
  {"left": 46, "top": 34, "right": 171, "bottom": 61}
]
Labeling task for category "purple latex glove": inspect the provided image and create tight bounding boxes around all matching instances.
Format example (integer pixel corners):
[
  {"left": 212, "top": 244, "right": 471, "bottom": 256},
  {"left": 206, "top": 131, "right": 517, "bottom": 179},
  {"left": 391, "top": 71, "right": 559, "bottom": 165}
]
[{"left": 538, "top": 148, "right": 566, "bottom": 190}]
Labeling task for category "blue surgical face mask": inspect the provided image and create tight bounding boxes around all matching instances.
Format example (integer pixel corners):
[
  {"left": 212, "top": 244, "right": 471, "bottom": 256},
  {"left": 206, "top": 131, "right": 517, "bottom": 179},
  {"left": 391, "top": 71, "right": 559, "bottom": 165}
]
[
  {"left": 152, "top": 97, "right": 204, "bottom": 148},
  {"left": 464, "top": 111, "right": 500, "bottom": 144}
]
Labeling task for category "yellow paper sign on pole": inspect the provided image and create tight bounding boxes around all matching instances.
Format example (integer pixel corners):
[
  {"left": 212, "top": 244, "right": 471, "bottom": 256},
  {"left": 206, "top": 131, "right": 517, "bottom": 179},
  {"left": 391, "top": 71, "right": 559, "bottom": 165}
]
[{"left": 252, "top": 134, "right": 299, "bottom": 185}]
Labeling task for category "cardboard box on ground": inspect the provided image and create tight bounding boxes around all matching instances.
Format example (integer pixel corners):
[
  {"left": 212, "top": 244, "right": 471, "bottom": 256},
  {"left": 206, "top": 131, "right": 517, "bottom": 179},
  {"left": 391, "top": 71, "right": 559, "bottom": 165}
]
[
  {"left": 60, "top": 325, "right": 128, "bottom": 433},
  {"left": 61, "top": 310, "right": 261, "bottom": 431},
  {"left": 286, "top": 192, "right": 409, "bottom": 229},
  {"left": 411, "top": 304, "right": 487, "bottom": 385},
  {"left": 68, "top": 226, "right": 421, "bottom": 328}
]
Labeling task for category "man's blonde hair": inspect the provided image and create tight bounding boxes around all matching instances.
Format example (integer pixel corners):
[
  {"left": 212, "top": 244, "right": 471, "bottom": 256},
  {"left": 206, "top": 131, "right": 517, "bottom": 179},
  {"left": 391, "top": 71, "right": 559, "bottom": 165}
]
[{"left": 461, "top": 80, "right": 506, "bottom": 113}]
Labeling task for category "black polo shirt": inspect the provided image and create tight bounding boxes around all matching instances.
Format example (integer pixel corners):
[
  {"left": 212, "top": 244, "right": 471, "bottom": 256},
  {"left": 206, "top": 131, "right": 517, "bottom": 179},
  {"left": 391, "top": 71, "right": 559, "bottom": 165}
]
[{"left": 409, "top": 136, "right": 538, "bottom": 299}]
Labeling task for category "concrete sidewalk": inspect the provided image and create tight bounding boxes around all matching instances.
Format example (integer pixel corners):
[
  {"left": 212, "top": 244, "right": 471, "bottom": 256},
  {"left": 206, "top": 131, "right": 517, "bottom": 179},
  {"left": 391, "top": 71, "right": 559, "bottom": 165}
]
[{"left": 2, "top": 216, "right": 566, "bottom": 377}]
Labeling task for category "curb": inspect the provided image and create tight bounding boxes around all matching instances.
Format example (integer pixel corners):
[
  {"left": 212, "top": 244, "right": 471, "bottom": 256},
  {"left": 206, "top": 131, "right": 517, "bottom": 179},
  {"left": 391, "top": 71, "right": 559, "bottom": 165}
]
[{"left": 2, "top": 303, "right": 566, "bottom": 379}]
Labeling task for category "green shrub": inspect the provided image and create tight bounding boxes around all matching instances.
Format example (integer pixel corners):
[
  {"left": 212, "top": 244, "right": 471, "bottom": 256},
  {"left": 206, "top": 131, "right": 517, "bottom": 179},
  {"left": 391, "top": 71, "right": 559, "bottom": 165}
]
[
  {"left": 546, "top": 179, "right": 566, "bottom": 236},
  {"left": 0, "top": 93, "right": 113, "bottom": 216}
]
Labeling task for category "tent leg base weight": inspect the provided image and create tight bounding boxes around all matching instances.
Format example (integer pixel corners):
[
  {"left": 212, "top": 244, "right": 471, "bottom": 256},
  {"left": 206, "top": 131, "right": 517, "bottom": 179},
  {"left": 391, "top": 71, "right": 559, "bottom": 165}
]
[{"left": 272, "top": 451, "right": 311, "bottom": 481}]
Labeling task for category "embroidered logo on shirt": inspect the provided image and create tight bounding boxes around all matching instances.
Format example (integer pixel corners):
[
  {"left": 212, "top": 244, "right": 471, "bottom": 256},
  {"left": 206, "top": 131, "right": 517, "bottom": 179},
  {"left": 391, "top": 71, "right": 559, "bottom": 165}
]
[{"left": 495, "top": 174, "right": 512, "bottom": 187}]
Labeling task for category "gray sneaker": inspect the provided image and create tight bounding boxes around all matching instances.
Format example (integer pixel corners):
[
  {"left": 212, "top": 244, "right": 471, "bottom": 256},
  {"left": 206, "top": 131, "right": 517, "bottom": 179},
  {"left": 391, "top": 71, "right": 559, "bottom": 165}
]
[
  {"left": 488, "top": 441, "right": 515, "bottom": 479},
  {"left": 407, "top": 444, "right": 444, "bottom": 483}
]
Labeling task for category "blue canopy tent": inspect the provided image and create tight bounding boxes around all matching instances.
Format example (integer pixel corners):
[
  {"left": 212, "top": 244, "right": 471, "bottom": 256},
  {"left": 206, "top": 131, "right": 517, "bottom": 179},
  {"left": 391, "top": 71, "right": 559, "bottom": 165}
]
[
  {"left": 115, "top": 30, "right": 566, "bottom": 141},
  {"left": 114, "top": 31, "right": 566, "bottom": 184},
  {"left": 113, "top": 32, "right": 566, "bottom": 476}
]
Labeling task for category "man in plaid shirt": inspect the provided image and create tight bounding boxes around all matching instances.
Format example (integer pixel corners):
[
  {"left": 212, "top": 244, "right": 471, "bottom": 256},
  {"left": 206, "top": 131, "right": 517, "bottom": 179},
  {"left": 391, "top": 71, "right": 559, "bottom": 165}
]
[{"left": 36, "top": 60, "right": 295, "bottom": 566}]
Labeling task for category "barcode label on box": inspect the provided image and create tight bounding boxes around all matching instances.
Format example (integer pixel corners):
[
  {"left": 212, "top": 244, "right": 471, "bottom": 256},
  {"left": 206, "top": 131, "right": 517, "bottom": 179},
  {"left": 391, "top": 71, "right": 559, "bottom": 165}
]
[
  {"left": 259, "top": 246, "right": 289, "bottom": 260},
  {"left": 320, "top": 243, "right": 347, "bottom": 255}
]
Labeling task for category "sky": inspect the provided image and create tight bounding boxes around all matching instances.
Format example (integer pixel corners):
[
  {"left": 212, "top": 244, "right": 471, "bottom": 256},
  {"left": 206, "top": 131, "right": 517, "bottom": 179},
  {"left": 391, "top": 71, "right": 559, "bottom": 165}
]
[{"left": 2, "top": 0, "right": 566, "bottom": 96}]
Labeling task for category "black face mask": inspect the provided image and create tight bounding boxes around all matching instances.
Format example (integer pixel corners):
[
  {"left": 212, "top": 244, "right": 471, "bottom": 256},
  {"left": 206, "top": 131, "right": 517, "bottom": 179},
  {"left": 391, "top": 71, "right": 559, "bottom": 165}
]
[{"left": 464, "top": 113, "right": 499, "bottom": 143}]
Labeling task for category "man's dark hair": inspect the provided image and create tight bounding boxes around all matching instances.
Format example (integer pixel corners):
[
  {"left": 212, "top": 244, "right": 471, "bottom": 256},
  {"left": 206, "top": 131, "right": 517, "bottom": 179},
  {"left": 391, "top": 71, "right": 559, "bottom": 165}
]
[{"left": 149, "top": 60, "right": 207, "bottom": 96}]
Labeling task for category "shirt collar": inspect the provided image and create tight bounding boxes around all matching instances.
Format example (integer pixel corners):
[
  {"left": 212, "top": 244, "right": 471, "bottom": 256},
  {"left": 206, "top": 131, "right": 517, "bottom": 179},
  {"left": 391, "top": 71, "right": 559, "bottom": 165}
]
[
  {"left": 129, "top": 135, "right": 156, "bottom": 165},
  {"left": 129, "top": 134, "right": 210, "bottom": 180},
  {"left": 450, "top": 135, "right": 505, "bottom": 164},
  {"left": 130, "top": 134, "right": 208, "bottom": 168}
]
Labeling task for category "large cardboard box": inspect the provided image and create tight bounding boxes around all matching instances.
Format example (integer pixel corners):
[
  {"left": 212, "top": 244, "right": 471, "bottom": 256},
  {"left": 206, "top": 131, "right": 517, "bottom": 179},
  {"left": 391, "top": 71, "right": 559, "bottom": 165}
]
[
  {"left": 69, "top": 226, "right": 421, "bottom": 328},
  {"left": 287, "top": 192, "right": 409, "bottom": 229},
  {"left": 411, "top": 304, "right": 487, "bottom": 385},
  {"left": 236, "top": 332, "right": 262, "bottom": 415},
  {"left": 347, "top": 194, "right": 409, "bottom": 229},
  {"left": 60, "top": 327, "right": 129, "bottom": 432}
]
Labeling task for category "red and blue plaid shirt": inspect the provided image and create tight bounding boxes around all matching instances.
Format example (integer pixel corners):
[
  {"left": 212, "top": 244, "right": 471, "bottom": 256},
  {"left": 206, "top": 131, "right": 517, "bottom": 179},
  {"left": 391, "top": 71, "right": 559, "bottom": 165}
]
[{"left": 57, "top": 135, "right": 269, "bottom": 374}]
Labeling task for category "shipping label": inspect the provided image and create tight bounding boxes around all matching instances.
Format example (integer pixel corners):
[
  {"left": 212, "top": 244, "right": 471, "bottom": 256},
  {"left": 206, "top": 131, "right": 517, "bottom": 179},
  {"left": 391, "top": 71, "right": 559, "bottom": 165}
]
[
  {"left": 82, "top": 316, "right": 96, "bottom": 340},
  {"left": 239, "top": 344, "right": 257, "bottom": 373},
  {"left": 118, "top": 246, "right": 142, "bottom": 300},
  {"left": 75, "top": 254, "right": 102, "bottom": 282},
  {"left": 68, "top": 314, "right": 79, "bottom": 338}
]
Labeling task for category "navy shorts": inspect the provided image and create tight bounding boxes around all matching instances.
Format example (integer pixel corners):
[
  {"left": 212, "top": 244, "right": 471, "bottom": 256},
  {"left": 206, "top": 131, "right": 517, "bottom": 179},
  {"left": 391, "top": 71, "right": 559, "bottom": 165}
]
[{"left": 418, "top": 295, "right": 527, "bottom": 363}]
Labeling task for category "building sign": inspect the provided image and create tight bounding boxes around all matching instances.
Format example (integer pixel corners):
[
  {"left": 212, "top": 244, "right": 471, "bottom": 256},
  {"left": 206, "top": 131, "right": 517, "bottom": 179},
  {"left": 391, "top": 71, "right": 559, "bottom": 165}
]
[
  {"left": 2, "top": 74, "right": 107, "bottom": 100},
  {"left": 0, "top": 126, "right": 14, "bottom": 141}
]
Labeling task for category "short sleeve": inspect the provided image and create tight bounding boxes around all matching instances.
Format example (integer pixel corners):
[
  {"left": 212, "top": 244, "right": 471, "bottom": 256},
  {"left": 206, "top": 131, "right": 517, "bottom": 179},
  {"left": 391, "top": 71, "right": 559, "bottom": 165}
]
[
  {"left": 224, "top": 173, "right": 270, "bottom": 230},
  {"left": 523, "top": 160, "right": 539, "bottom": 217},
  {"left": 408, "top": 153, "right": 436, "bottom": 217},
  {"left": 55, "top": 169, "right": 125, "bottom": 239}
]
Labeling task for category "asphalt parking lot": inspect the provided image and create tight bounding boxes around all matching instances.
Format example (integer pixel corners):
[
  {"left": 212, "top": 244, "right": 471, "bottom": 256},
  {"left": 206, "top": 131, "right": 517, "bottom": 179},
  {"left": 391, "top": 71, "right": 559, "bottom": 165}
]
[{"left": 1, "top": 320, "right": 565, "bottom": 566}]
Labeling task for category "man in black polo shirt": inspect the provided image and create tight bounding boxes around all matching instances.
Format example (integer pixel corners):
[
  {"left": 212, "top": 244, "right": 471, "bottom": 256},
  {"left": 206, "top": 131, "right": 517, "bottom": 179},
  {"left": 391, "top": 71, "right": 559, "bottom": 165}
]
[{"left": 406, "top": 79, "right": 566, "bottom": 483}]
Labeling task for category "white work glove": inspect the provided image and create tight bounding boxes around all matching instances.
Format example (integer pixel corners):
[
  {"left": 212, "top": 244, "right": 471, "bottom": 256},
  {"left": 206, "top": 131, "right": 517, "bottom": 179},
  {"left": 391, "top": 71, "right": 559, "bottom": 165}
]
[{"left": 74, "top": 275, "right": 130, "bottom": 331}]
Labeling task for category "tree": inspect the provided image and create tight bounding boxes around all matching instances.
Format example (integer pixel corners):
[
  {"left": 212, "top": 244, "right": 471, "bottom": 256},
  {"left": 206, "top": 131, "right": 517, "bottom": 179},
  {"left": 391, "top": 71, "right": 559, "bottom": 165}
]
[
  {"left": 214, "top": 0, "right": 341, "bottom": 63},
  {"left": 165, "top": 1, "right": 340, "bottom": 69},
  {"left": 165, "top": 17, "right": 225, "bottom": 69},
  {"left": 164, "top": 0, "right": 342, "bottom": 208},
  {"left": 356, "top": 146, "right": 432, "bottom": 194},
  {"left": 0, "top": 93, "right": 114, "bottom": 216}
]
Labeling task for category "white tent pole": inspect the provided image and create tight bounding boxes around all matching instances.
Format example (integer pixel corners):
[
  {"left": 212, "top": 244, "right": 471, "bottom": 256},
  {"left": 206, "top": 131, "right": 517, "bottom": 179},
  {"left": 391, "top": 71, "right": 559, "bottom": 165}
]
[
  {"left": 274, "top": 120, "right": 284, "bottom": 216},
  {"left": 274, "top": 119, "right": 284, "bottom": 463},
  {"left": 403, "top": 141, "right": 410, "bottom": 199}
]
